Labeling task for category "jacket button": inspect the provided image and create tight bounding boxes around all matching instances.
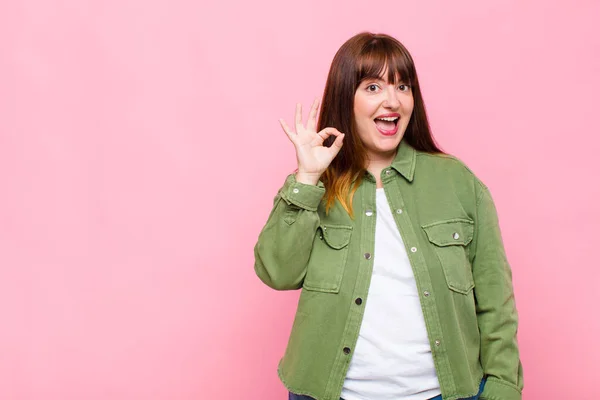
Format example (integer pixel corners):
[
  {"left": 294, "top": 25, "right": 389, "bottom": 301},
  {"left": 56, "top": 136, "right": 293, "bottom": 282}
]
[
  {"left": 423, "top": 291, "right": 430, "bottom": 297},
  {"left": 355, "top": 298, "right": 363, "bottom": 305},
  {"left": 365, "top": 209, "right": 373, "bottom": 216},
  {"left": 343, "top": 347, "right": 351, "bottom": 354},
  {"left": 364, "top": 253, "right": 371, "bottom": 260},
  {"left": 453, "top": 232, "right": 460, "bottom": 240}
]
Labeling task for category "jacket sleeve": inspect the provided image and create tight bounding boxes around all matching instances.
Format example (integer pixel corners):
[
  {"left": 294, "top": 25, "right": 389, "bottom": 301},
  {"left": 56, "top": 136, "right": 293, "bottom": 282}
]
[
  {"left": 472, "top": 182, "right": 524, "bottom": 400},
  {"left": 253, "top": 173, "right": 325, "bottom": 290}
]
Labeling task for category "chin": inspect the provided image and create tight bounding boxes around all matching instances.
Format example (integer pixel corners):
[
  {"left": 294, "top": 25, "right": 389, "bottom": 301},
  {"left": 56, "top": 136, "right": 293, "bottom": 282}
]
[
  {"left": 379, "top": 135, "right": 402, "bottom": 147},
  {"left": 375, "top": 143, "right": 400, "bottom": 154}
]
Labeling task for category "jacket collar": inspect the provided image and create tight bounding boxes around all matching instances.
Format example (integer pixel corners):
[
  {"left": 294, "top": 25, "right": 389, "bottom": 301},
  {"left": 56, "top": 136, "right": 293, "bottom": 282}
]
[{"left": 390, "top": 139, "right": 417, "bottom": 182}]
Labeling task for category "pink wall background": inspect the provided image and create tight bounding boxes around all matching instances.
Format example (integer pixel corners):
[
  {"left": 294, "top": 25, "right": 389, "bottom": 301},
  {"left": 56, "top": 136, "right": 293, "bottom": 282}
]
[{"left": 1, "top": 0, "right": 599, "bottom": 399}]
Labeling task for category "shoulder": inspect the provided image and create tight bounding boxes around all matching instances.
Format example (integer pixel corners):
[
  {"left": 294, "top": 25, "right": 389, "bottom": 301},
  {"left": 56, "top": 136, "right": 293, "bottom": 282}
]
[
  {"left": 414, "top": 150, "right": 487, "bottom": 194},
  {"left": 416, "top": 150, "right": 474, "bottom": 175}
]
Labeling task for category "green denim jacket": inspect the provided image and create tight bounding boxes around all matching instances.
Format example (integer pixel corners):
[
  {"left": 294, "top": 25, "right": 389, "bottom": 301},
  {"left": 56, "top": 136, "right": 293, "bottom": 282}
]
[{"left": 254, "top": 140, "right": 523, "bottom": 400}]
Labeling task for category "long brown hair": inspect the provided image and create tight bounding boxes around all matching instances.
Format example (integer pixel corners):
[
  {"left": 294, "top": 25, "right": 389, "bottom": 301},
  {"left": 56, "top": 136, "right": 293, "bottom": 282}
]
[{"left": 318, "top": 32, "right": 443, "bottom": 216}]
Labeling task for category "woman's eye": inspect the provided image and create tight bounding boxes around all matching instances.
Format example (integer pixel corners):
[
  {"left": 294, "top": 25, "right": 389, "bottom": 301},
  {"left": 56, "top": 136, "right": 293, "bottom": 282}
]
[
  {"left": 398, "top": 84, "right": 411, "bottom": 92},
  {"left": 367, "top": 84, "right": 379, "bottom": 92}
]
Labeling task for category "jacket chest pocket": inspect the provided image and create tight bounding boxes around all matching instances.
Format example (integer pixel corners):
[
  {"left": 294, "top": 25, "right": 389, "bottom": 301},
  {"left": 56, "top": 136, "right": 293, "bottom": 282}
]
[
  {"left": 422, "top": 219, "right": 475, "bottom": 295},
  {"left": 303, "top": 224, "right": 352, "bottom": 294}
]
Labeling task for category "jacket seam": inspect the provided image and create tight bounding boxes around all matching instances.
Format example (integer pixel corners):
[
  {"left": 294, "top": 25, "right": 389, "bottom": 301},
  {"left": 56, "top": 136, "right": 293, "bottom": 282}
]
[
  {"left": 486, "top": 376, "right": 522, "bottom": 392},
  {"left": 471, "top": 182, "right": 486, "bottom": 261},
  {"left": 278, "top": 364, "right": 323, "bottom": 400},
  {"left": 416, "top": 152, "right": 478, "bottom": 179}
]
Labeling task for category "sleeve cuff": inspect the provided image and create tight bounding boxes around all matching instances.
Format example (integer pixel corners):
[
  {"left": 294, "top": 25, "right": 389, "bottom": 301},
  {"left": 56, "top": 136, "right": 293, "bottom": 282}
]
[
  {"left": 279, "top": 173, "right": 326, "bottom": 212},
  {"left": 480, "top": 377, "right": 522, "bottom": 400}
]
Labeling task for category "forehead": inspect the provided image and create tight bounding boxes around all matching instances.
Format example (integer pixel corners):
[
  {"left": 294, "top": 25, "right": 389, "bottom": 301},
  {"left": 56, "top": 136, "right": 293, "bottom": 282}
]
[
  {"left": 359, "top": 63, "right": 408, "bottom": 84},
  {"left": 356, "top": 43, "right": 414, "bottom": 84},
  {"left": 362, "top": 68, "right": 406, "bottom": 83}
]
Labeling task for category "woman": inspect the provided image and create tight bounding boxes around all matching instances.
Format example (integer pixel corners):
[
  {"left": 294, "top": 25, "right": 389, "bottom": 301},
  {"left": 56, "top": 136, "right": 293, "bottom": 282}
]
[{"left": 254, "top": 32, "right": 523, "bottom": 400}]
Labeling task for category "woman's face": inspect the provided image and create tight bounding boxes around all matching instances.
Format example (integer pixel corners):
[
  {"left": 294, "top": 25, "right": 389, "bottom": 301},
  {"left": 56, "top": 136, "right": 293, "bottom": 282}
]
[{"left": 353, "top": 72, "right": 414, "bottom": 163}]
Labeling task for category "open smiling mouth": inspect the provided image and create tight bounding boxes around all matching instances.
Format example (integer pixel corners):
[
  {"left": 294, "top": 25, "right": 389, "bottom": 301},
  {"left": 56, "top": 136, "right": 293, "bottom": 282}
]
[{"left": 374, "top": 116, "right": 400, "bottom": 135}]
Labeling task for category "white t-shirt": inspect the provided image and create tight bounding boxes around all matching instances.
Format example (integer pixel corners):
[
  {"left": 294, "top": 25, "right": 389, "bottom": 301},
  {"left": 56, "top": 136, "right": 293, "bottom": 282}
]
[{"left": 341, "top": 188, "right": 441, "bottom": 400}]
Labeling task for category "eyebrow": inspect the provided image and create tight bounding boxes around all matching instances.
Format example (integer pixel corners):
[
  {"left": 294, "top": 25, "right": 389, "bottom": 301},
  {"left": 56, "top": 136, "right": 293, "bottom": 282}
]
[{"left": 364, "top": 77, "right": 407, "bottom": 84}]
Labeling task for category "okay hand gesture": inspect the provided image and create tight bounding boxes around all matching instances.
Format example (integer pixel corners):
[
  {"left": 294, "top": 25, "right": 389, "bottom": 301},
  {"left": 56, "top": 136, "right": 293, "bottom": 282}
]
[{"left": 279, "top": 98, "right": 345, "bottom": 185}]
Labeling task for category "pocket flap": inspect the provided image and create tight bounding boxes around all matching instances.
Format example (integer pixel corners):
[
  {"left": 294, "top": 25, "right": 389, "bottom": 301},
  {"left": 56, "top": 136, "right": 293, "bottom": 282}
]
[
  {"left": 320, "top": 224, "right": 352, "bottom": 249},
  {"left": 422, "top": 218, "right": 474, "bottom": 246}
]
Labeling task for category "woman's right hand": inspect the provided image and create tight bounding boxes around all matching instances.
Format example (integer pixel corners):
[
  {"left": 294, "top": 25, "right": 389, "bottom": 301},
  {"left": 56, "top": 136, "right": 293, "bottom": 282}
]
[{"left": 279, "top": 98, "right": 345, "bottom": 185}]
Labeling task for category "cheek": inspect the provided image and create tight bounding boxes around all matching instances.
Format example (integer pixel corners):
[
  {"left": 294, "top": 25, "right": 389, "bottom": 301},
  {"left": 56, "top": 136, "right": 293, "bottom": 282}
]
[
  {"left": 405, "top": 95, "right": 415, "bottom": 113},
  {"left": 353, "top": 94, "right": 376, "bottom": 118},
  {"left": 353, "top": 97, "right": 364, "bottom": 117}
]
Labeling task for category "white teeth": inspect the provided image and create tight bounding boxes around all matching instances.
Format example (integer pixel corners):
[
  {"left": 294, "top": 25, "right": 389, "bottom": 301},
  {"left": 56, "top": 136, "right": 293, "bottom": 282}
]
[{"left": 375, "top": 117, "right": 399, "bottom": 121}]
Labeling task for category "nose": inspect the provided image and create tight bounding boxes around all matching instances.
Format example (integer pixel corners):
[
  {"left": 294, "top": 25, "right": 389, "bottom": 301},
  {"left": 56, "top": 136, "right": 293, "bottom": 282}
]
[{"left": 383, "top": 85, "right": 400, "bottom": 109}]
